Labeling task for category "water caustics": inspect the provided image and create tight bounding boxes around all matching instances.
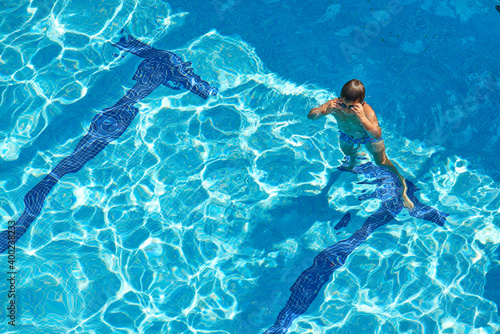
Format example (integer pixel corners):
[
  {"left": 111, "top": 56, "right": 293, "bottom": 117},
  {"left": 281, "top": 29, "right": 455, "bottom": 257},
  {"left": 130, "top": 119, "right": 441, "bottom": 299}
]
[
  {"left": 264, "top": 161, "right": 448, "bottom": 333},
  {"left": 0, "top": 34, "right": 218, "bottom": 254},
  {"left": 2, "top": 16, "right": 500, "bottom": 332}
]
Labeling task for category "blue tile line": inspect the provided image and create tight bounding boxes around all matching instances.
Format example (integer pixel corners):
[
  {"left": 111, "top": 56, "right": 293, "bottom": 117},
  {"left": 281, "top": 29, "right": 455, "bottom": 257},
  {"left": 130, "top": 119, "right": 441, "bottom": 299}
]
[
  {"left": 333, "top": 212, "right": 351, "bottom": 230},
  {"left": 264, "top": 162, "right": 449, "bottom": 334},
  {"left": 0, "top": 34, "right": 218, "bottom": 254}
]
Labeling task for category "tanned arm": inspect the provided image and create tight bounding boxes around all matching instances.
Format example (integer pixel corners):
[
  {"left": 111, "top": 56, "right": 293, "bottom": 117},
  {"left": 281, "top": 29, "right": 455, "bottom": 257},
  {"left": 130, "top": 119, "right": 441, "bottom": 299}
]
[
  {"left": 356, "top": 103, "right": 382, "bottom": 139},
  {"left": 308, "top": 99, "right": 339, "bottom": 120}
]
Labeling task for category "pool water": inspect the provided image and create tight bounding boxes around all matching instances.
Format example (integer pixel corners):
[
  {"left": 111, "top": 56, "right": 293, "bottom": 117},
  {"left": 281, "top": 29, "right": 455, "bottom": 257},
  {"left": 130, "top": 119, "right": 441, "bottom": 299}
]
[{"left": 1, "top": 0, "right": 500, "bottom": 333}]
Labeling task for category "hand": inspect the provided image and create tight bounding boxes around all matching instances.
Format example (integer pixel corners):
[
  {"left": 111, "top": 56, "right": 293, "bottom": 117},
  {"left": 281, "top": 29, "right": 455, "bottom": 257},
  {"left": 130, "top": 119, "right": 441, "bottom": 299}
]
[
  {"left": 310, "top": 99, "right": 337, "bottom": 117},
  {"left": 346, "top": 102, "right": 365, "bottom": 118},
  {"left": 330, "top": 98, "right": 343, "bottom": 110}
]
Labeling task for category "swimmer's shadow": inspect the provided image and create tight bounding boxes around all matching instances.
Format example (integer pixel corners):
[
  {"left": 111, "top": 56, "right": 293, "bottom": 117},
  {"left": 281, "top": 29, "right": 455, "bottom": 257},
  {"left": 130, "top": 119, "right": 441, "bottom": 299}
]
[
  {"left": 247, "top": 160, "right": 439, "bottom": 250},
  {"left": 238, "top": 169, "right": 353, "bottom": 332},
  {"left": 248, "top": 169, "right": 346, "bottom": 250}
]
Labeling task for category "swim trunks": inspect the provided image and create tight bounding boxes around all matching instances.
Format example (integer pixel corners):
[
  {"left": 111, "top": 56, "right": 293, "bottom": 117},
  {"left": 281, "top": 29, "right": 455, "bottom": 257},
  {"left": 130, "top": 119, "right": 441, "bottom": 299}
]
[{"left": 339, "top": 131, "right": 383, "bottom": 145}]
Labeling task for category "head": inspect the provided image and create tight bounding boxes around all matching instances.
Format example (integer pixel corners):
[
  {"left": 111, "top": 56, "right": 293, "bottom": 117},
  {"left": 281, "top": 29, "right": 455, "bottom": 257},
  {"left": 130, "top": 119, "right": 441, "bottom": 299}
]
[{"left": 340, "top": 79, "right": 365, "bottom": 108}]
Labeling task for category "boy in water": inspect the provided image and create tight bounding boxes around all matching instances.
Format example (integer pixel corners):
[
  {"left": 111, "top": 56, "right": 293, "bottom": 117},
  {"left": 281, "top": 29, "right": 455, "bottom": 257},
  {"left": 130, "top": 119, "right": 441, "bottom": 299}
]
[{"left": 308, "top": 79, "right": 414, "bottom": 210}]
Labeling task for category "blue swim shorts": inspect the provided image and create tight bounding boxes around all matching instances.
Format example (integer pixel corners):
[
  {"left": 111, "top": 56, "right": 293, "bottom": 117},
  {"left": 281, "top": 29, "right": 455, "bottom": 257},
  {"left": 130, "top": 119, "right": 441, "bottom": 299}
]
[{"left": 339, "top": 131, "right": 383, "bottom": 145}]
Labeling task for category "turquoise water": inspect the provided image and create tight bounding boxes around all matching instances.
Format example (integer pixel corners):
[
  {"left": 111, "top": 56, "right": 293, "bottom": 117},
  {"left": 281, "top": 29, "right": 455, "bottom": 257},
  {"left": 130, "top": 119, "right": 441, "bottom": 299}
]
[{"left": 1, "top": 0, "right": 500, "bottom": 333}]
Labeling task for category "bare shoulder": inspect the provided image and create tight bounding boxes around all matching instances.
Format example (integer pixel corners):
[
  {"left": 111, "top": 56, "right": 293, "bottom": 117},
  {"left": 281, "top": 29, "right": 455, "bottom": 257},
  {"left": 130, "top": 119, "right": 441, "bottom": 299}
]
[
  {"left": 363, "top": 102, "right": 375, "bottom": 113},
  {"left": 363, "top": 102, "right": 379, "bottom": 124}
]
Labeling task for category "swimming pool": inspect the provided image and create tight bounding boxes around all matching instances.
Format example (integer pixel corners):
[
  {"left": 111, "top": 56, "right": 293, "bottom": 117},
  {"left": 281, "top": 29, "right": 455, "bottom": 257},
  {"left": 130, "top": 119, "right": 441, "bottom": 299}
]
[{"left": 1, "top": 0, "right": 500, "bottom": 333}]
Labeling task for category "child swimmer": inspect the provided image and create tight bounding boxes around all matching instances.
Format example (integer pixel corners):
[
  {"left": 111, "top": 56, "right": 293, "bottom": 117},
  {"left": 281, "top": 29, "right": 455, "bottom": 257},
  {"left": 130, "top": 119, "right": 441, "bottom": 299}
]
[{"left": 308, "top": 79, "right": 414, "bottom": 210}]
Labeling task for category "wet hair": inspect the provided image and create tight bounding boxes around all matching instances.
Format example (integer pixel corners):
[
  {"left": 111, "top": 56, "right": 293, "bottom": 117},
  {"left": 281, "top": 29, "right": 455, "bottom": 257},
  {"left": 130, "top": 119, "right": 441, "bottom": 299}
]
[{"left": 340, "top": 79, "right": 365, "bottom": 103}]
